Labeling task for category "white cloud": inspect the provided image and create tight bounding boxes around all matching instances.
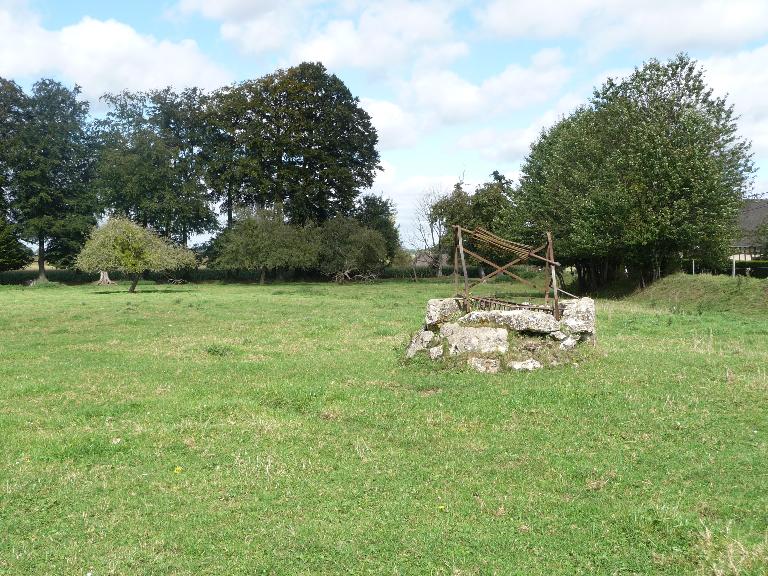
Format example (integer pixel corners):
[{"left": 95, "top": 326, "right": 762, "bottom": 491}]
[
  {"left": 406, "top": 70, "right": 482, "bottom": 123},
  {"left": 403, "top": 48, "right": 572, "bottom": 125},
  {"left": 477, "top": 0, "right": 768, "bottom": 55},
  {"left": 360, "top": 97, "right": 424, "bottom": 150},
  {"left": 291, "top": 1, "right": 462, "bottom": 71},
  {"left": 456, "top": 91, "right": 585, "bottom": 163},
  {"left": 0, "top": 3, "right": 230, "bottom": 103},
  {"left": 702, "top": 44, "right": 768, "bottom": 180},
  {"left": 355, "top": 49, "right": 572, "bottom": 153},
  {"left": 176, "top": 0, "right": 466, "bottom": 72},
  {"left": 175, "top": 0, "right": 277, "bottom": 20},
  {"left": 219, "top": 13, "right": 295, "bottom": 55}
]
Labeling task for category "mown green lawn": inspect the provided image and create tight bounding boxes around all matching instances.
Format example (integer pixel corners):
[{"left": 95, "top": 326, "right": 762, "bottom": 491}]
[{"left": 0, "top": 278, "right": 766, "bottom": 575}]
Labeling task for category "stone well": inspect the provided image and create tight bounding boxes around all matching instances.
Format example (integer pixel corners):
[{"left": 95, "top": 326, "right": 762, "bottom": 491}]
[{"left": 406, "top": 297, "right": 596, "bottom": 373}]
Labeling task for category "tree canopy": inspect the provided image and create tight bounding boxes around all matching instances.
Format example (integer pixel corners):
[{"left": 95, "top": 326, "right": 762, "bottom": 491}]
[
  {"left": 95, "top": 88, "right": 217, "bottom": 244},
  {"left": 512, "top": 54, "right": 754, "bottom": 289},
  {"left": 205, "top": 63, "right": 381, "bottom": 226},
  {"left": 0, "top": 78, "right": 97, "bottom": 280},
  {"left": 76, "top": 218, "right": 195, "bottom": 292},
  {"left": 0, "top": 63, "right": 398, "bottom": 284},
  {"left": 0, "top": 216, "right": 32, "bottom": 272}
]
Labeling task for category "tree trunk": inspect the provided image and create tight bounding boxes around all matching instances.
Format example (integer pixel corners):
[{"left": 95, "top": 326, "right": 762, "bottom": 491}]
[
  {"left": 227, "top": 187, "right": 233, "bottom": 228},
  {"left": 97, "top": 271, "right": 115, "bottom": 285},
  {"left": 259, "top": 267, "right": 266, "bottom": 285},
  {"left": 37, "top": 234, "right": 47, "bottom": 282},
  {"left": 128, "top": 274, "right": 140, "bottom": 293}
]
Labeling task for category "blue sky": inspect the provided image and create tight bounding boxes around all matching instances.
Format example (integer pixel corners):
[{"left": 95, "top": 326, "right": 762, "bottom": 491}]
[{"left": 2, "top": 0, "right": 767, "bottom": 243}]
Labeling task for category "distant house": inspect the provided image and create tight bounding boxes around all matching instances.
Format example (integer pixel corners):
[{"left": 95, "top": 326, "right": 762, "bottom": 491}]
[
  {"left": 412, "top": 250, "right": 449, "bottom": 268},
  {"left": 732, "top": 199, "right": 768, "bottom": 260}
]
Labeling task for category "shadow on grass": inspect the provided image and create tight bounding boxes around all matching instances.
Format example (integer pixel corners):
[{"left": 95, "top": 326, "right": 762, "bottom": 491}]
[{"left": 92, "top": 288, "right": 195, "bottom": 295}]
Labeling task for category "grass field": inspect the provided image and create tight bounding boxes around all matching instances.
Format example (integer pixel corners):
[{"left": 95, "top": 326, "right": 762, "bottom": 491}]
[{"left": 1, "top": 276, "right": 766, "bottom": 574}]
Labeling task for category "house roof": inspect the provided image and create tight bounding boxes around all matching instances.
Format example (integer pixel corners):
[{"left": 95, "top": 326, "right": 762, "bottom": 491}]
[{"left": 736, "top": 199, "right": 768, "bottom": 246}]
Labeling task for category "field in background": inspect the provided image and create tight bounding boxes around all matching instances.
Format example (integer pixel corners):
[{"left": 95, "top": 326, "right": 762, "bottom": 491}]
[{"left": 0, "top": 277, "right": 766, "bottom": 574}]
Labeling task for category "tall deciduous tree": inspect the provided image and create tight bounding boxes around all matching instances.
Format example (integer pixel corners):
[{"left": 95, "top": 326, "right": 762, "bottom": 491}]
[
  {"left": 1, "top": 79, "right": 97, "bottom": 281},
  {"left": 413, "top": 187, "right": 449, "bottom": 276},
  {"left": 203, "top": 83, "right": 269, "bottom": 227},
  {"left": 0, "top": 216, "right": 32, "bottom": 271},
  {"left": 260, "top": 62, "right": 381, "bottom": 224},
  {"left": 513, "top": 54, "right": 754, "bottom": 289},
  {"left": 0, "top": 79, "right": 25, "bottom": 202},
  {"left": 96, "top": 88, "right": 217, "bottom": 244}
]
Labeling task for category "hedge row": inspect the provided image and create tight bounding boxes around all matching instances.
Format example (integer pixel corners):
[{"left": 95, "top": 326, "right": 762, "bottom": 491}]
[
  {"left": 0, "top": 268, "right": 316, "bottom": 285},
  {"left": 0, "top": 264, "right": 540, "bottom": 285},
  {"left": 0, "top": 269, "right": 99, "bottom": 284},
  {"left": 380, "top": 265, "right": 477, "bottom": 279},
  {"left": 732, "top": 260, "right": 768, "bottom": 279},
  {"left": 682, "top": 259, "right": 768, "bottom": 279}
]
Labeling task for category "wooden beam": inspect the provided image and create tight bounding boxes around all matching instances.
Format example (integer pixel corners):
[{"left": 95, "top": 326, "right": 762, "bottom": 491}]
[
  {"left": 464, "top": 227, "right": 560, "bottom": 266},
  {"left": 468, "top": 242, "right": 548, "bottom": 289},
  {"left": 461, "top": 246, "right": 536, "bottom": 288}
]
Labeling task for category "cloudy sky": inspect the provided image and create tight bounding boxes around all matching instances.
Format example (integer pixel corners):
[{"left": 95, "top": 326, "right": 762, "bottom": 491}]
[{"left": 1, "top": 0, "right": 767, "bottom": 242}]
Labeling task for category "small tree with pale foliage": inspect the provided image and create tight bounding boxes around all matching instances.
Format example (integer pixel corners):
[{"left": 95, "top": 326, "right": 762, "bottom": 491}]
[{"left": 76, "top": 218, "right": 196, "bottom": 292}]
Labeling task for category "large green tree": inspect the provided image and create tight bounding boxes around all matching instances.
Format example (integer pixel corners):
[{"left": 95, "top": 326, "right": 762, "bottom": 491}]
[
  {"left": 203, "top": 82, "right": 269, "bottom": 227},
  {"left": 266, "top": 62, "right": 381, "bottom": 224},
  {"left": 96, "top": 88, "right": 217, "bottom": 244},
  {"left": 1, "top": 79, "right": 97, "bottom": 280},
  {"left": 0, "top": 79, "right": 25, "bottom": 201},
  {"left": 512, "top": 54, "right": 754, "bottom": 289},
  {"left": 0, "top": 215, "right": 32, "bottom": 272},
  {"left": 0, "top": 84, "right": 31, "bottom": 273}
]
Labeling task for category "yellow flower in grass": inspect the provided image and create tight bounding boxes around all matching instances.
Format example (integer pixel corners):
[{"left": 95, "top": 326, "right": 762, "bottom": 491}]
[{"left": 174, "top": 466, "right": 183, "bottom": 474}]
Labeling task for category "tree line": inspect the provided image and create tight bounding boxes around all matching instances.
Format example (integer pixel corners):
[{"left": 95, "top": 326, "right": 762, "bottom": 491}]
[
  {"left": 0, "top": 62, "right": 398, "bottom": 281},
  {"left": 417, "top": 54, "right": 754, "bottom": 290}
]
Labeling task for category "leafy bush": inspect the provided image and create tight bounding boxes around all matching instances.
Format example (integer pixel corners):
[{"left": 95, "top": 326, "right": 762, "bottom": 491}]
[
  {"left": 210, "top": 210, "right": 318, "bottom": 283},
  {"left": 317, "top": 218, "right": 387, "bottom": 282}
]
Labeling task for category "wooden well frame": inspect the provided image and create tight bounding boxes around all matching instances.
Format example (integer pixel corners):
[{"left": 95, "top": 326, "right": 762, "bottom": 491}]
[{"left": 452, "top": 226, "right": 571, "bottom": 320}]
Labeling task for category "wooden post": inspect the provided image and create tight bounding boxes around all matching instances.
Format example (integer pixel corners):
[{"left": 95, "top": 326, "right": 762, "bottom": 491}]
[
  {"left": 457, "top": 227, "right": 470, "bottom": 310},
  {"left": 691, "top": 259, "right": 695, "bottom": 275},
  {"left": 547, "top": 232, "right": 560, "bottom": 320},
  {"left": 544, "top": 233, "right": 554, "bottom": 306},
  {"left": 453, "top": 227, "right": 459, "bottom": 296},
  {"left": 732, "top": 257, "right": 736, "bottom": 278}
]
